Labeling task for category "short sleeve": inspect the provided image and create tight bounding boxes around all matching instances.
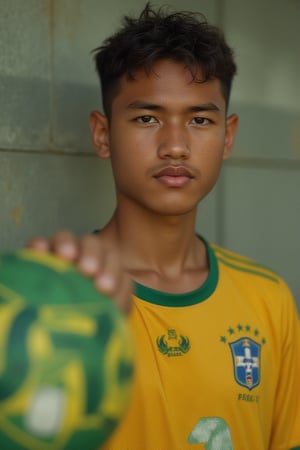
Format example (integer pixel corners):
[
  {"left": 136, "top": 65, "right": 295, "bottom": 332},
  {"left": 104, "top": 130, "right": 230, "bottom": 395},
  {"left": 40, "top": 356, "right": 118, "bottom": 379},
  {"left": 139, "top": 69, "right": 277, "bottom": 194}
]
[{"left": 270, "top": 280, "right": 300, "bottom": 450}]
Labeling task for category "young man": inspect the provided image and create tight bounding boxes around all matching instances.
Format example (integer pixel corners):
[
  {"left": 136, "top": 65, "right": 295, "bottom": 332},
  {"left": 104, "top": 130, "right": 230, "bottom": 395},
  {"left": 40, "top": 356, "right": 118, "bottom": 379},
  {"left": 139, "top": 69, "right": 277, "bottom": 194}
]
[{"left": 29, "top": 4, "right": 300, "bottom": 449}]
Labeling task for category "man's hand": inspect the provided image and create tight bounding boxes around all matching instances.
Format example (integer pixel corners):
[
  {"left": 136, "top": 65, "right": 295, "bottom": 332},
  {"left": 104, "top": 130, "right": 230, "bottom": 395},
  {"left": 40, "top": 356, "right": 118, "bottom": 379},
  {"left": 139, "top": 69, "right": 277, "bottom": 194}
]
[{"left": 27, "top": 231, "right": 132, "bottom": 314}]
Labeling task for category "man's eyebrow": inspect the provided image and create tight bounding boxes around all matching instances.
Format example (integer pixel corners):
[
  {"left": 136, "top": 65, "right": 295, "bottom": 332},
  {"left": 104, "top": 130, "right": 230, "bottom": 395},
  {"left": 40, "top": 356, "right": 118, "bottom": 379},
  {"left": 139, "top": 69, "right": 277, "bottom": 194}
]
[
  {"left": 127, "top": 101, "right": 162, "bottom": 110},
  {"left": 126, "top": 101, "right": 220, "bottom": 112},
  {"left": 189, "top": 103, "right": 220, "bottom": 112}
]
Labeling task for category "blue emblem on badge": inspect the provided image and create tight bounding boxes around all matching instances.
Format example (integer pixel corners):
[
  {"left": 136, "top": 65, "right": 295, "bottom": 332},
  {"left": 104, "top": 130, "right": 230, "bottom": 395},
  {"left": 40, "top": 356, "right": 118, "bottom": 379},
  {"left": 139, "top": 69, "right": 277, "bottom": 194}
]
[{"left": 229, "top": 338, "right": 260, "bottom": 390}]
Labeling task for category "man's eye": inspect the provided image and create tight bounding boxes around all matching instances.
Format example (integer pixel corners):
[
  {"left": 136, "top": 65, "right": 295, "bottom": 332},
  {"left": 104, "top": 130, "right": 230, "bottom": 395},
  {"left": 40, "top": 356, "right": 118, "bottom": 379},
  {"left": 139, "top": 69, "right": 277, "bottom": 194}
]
[
  {"left": 137, "top": 115, "right": 156, "bottom": 123},
  {"left": 191, "top": 117, "right": 210, "bottom": 125}
]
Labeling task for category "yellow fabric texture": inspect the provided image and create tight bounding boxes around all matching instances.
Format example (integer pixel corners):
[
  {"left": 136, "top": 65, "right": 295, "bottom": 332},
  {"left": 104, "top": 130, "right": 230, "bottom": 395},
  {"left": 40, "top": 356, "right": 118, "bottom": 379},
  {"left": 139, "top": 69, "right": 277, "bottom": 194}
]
[{"left": 103, "top": 243, "right": 300, "bottom": 450}]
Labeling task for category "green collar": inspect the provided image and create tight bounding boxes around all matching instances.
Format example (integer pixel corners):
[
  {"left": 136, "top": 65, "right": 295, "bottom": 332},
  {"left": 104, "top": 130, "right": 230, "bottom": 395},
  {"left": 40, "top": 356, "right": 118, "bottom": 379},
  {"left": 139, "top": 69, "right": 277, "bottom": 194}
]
[{"left": 133, "top": 237, "right": 218, "bottom": 307}]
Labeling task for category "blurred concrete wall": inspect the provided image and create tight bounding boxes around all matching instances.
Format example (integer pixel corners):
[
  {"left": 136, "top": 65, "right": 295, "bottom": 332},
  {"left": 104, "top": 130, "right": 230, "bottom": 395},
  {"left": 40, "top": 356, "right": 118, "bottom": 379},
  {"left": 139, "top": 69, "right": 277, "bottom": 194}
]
[
  {"left": 0, "top": 0, "right": 299, "bottom": 307},
  {"left": 198, "top": 0, "right": 300, "bottom": 308}
]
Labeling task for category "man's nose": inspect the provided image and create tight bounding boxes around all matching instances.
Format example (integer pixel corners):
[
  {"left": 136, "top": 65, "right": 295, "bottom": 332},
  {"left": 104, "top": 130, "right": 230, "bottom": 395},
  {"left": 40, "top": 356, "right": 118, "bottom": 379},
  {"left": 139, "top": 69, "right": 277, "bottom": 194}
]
[{"left": 157, "top": 123, "right": 190, "bottom": 160}]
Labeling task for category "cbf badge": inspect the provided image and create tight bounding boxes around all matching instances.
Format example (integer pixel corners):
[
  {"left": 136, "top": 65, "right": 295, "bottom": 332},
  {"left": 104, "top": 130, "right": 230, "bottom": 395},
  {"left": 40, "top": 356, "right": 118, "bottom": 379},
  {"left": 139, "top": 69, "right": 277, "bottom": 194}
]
[{"left": 229, "top": 338, "right": 261, "bottom": 390}]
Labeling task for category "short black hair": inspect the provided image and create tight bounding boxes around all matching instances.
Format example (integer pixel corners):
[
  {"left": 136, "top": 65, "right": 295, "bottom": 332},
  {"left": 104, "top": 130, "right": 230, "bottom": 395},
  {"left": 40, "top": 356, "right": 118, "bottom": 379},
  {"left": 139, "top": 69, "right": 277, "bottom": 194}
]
[{"left": 93, "top": 3, "right": 237, "bottom": 116}]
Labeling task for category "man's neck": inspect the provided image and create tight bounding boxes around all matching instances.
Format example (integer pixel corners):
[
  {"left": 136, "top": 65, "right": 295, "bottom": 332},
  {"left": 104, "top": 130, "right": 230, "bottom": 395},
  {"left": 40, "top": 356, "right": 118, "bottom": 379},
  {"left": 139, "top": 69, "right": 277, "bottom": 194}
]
[{"left": 99, "top": 201, "right": 209, "bottom": 292}]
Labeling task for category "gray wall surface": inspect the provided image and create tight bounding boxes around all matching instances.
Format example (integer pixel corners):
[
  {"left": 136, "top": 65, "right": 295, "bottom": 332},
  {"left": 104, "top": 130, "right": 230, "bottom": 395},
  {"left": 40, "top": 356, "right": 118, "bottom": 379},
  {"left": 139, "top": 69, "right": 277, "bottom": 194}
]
[{"left": 1, "top": 0, "right": 299, "bottom": 308}]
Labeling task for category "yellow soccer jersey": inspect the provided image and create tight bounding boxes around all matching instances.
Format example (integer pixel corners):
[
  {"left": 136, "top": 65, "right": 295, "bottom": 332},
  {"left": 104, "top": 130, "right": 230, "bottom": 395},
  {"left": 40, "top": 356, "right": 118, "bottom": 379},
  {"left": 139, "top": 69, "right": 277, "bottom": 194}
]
[{"left": 103, "top": 239, "right": 300, "bottom": 450}]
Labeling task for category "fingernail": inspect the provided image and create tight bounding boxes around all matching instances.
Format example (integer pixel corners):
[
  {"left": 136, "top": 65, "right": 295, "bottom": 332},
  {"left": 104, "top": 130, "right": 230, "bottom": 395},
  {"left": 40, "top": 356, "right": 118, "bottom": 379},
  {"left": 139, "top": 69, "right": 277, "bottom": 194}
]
[
  {"left": 59, "top": 242, "right": 76, "bottom": 259},
  {"left": 95, "top": 274, "right": 115, "bottom": 293},
  {"left": 78, "top": 257, "right": 98, "bottom": 273}
]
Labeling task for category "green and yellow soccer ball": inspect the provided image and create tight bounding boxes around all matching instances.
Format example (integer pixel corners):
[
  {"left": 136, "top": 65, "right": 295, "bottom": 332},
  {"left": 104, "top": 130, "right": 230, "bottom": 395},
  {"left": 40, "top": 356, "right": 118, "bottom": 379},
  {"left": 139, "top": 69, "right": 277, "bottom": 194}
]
[{"left": 0, "top": 249, "right": 135, "bottom": 450}]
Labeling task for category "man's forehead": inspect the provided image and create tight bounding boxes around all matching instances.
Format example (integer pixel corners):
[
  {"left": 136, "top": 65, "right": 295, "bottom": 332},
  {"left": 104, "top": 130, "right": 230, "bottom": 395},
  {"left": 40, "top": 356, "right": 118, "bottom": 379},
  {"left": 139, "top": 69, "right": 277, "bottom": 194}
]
[{"left": 110, "top": 59, "right": 226, "bottom": 113}]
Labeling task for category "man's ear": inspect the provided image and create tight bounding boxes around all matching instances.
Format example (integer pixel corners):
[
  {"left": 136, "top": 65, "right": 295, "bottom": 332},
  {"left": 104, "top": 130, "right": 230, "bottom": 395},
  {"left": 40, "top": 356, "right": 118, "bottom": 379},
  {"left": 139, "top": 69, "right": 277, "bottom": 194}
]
[
  {"left": 89, "top": 111, "right": 111, "bottom": 159},
  {"left": 223, "top": 113, "right": 239, "bottom": 160}
]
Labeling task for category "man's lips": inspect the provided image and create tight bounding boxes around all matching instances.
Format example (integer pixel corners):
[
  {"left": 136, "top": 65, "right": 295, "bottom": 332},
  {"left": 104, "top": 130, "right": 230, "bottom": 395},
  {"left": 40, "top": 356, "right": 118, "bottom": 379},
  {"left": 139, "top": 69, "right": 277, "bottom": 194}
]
[
  {"left": 154, "top": 166, "right": 194, "bottom": 178},
  {"left": 153, "top": 166, "right": 195, "bottom": 187}
]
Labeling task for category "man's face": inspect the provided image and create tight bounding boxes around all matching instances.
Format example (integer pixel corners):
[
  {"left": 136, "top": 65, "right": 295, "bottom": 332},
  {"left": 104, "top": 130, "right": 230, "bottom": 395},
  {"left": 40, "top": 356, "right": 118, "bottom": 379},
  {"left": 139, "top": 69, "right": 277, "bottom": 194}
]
[{"left": 94, "top": 59, "right": 237, "bottom": 216}]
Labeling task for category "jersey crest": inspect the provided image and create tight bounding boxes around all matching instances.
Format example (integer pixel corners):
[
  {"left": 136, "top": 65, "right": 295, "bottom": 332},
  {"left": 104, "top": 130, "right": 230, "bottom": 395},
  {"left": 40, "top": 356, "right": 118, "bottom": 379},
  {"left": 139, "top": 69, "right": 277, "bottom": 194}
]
[
  {"left": 229, "top": 338, "right": 261, "bottom": 390},
  {"left": 156, "top": 329, "right": 190, "bottom": 357}
]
